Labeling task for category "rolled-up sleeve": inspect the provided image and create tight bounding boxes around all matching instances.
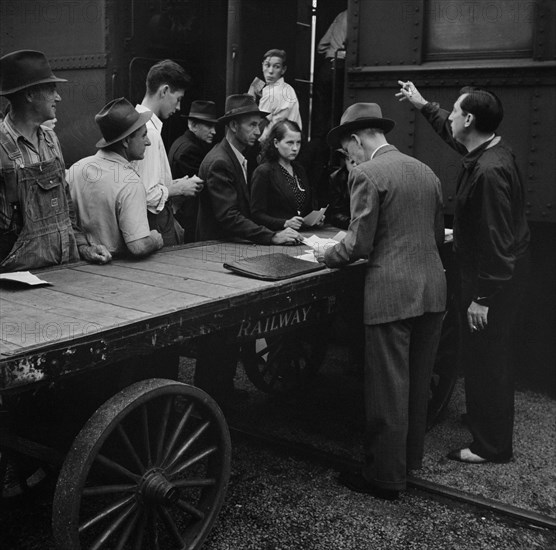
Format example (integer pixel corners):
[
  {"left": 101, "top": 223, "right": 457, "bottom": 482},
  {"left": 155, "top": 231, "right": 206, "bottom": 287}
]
[{"left": 134, "top": 126, "right": 169, "bottom": 214}]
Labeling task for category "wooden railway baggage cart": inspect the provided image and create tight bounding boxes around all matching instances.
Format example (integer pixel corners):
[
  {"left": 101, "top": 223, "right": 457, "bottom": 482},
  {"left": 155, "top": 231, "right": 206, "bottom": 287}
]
[{"left": 0, "top": 228, "right": 458, "bottom": 549}]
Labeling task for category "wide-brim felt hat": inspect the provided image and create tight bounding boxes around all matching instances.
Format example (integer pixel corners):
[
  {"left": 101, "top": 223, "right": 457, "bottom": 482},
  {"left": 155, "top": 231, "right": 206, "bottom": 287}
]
[
  {"left": 327, "top": 102, "right": 395, "bottom": 148},
  {"left": 218, "top": 94, "right": 269, "bottom": 124},
  {"left": 184, "top": 100, "right": 219, "bottom": 123},
  {"left": 0, "top": 50, "right": 67, "bottom": 95},
  {"left": 95, "top": 98, "right": 153, "bottom": 148}
]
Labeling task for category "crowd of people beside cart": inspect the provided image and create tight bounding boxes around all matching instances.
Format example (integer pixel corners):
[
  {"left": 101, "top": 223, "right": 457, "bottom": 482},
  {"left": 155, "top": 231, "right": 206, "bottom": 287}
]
[{"left": 0, "top": 44, "right": 530, "bottom": 501}]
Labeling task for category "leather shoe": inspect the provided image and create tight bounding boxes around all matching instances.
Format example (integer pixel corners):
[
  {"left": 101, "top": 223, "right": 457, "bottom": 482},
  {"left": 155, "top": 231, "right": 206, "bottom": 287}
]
[
  {"left": 447, "top": 448, "right": 487, "bottom": 464},
  {"left": 337, "top": 470, "right": 400, "bottom": 500}
]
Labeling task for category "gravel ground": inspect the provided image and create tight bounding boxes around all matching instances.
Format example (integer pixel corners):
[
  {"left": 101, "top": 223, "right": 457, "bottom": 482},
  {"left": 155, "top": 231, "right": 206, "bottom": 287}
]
[
  {"left": 1, "top": 344, "right": 554, "bottom": 549},
  {"left": 222, "top": 343, "right": 556, "bottom": 520},
  {"left": 203, "top": 443, "right": 555, "bottom": 550}
]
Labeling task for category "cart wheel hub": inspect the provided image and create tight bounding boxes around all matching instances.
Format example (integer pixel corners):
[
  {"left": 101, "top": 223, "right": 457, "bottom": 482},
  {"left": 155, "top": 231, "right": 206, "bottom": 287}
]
[{"left": 140, "top": 469, "right": 177, "bottom": 504}]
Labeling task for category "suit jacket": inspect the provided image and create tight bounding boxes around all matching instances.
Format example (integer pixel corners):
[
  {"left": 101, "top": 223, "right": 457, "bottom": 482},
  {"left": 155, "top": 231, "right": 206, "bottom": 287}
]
[
  {"left": 324, "top": 145, "right": 446, "bottom": 325},
  {"left": 250, "top": 161, "right": 314, "bottom": 231},
  {"left": 196, "top": 138, "right": 275, "bottom": 243},
  {"left": 168, "top": 130, "right": 211, "bottom": 179},
  {"left": 168, "top": 130, "right": 212, "bottom": 242}
]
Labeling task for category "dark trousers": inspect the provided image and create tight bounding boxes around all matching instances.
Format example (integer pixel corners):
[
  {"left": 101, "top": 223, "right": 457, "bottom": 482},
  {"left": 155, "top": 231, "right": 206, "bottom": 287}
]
[
  {"left": 147, "top": 203, "right": 184, "bottom": 246},
  {"left": 363, "top": 312, "right": 444, "bottom": 490},
  {"left": 461, "top": 255, "right": 529, "bottom": 461}
]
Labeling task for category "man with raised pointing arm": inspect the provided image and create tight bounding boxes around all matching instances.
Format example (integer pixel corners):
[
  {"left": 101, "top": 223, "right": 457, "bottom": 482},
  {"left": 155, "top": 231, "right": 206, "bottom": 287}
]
[{"left": 396, "top": 80, "right": 530, "bottom": 464}]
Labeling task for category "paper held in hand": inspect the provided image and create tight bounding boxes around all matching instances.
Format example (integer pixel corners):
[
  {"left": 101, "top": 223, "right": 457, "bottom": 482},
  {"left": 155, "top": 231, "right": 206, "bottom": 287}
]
[
  {"left": 296, "top": 232, "right": 346, "bottom": 262},
  {"left": 302, "top": 206, "right": 328, "bottom": 227},
  {"left": 302, "top": 231, "right": 346, "bottom": 251}
]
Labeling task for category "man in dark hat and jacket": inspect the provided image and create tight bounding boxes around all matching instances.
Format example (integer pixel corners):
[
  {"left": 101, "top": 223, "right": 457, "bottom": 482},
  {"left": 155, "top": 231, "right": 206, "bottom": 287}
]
[
  {"left": 0, "top": 49, "right": 111, "bottom": 271},
  {"left": 169, "top": 100, "right": 218, "bottom": 242},
  {"left": 196, "top": 94, "right": 300, "bottom": 245},
  {"left": 68, "top": 98, "right": 163, "bottom": 258},
  {"left": 316, "top": 103, "right": 447, "bottom": 499}
]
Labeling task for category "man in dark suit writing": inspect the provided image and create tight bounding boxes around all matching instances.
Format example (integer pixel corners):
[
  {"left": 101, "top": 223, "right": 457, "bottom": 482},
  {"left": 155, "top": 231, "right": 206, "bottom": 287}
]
[
  {"left": 196, "top": 94, "right": 299, "bottom": 245},
  {"left": 317, "top": 103, "right": 447, "bottom": 499}
]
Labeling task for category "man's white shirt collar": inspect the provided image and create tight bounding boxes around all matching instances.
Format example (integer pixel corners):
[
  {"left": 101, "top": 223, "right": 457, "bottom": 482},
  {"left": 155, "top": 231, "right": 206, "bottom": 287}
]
[{"left": 136, "top": 104, "right": 161, "bottom": 132}]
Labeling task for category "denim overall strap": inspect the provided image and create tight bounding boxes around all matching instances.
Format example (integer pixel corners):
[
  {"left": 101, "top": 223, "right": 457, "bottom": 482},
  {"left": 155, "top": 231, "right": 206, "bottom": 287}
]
[{"left": 0, "top": 130, "right": 79, "bottom": 271}]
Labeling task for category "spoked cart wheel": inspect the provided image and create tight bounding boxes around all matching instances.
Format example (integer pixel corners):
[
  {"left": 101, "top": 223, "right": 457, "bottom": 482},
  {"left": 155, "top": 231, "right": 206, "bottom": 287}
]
[
  {"left": 52, "top": 379, "right": 231, "bottom": 550},
  {"left": 241, "top": 326, "right": 328, "bottom": 396},
  {"left": 427, "top": 299, "right": 461, "bottom": 429}
]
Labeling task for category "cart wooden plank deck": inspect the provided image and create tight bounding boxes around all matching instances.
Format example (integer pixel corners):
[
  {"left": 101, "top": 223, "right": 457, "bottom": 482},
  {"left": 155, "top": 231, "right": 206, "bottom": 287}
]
[{"left": 0, "top": 227, "right": 362, "bottom": 392}]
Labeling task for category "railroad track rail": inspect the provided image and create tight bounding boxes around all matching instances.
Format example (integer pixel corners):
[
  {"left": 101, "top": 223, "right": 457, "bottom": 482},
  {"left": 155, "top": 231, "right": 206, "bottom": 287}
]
[{"left": 229, "top": 425, "right": 556, "bottom": 532}]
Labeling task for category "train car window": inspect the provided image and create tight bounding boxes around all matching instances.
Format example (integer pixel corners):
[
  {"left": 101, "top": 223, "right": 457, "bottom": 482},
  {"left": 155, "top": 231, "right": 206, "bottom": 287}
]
[{"left": 424, "top": 0, "right": 534, "bottom": 60}]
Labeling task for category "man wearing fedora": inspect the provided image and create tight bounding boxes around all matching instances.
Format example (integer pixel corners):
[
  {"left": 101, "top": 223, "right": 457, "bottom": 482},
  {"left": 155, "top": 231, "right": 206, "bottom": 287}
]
[
  {"left": 397, "top": 82, "right": 530, "bottom": 465},
  {"left": 0, "top": 49, "right": 111, "bottom": 271},
  {"left": 68, "top": 98, "right": 163, "bottom": 258},
  {"left": 169, "top": 100, "right": 218, "bottom": 243},
  {"left": 196, "top": 93, "right": 300, "bottom": 245},
  {"left": 135, "top": 59, "right": 203, "bottom": 247},
  {"left": 194, "top": 94, "right": 300, "bottom": 410},
  {"left": 316, "top": 102, "right": 446, "bottom": 499}
]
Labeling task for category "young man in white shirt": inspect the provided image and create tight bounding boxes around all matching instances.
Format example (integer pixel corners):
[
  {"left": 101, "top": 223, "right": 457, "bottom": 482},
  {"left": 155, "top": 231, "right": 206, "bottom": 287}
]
[{"left": 135, "top": 59, "right": 203, "bottom": 245}]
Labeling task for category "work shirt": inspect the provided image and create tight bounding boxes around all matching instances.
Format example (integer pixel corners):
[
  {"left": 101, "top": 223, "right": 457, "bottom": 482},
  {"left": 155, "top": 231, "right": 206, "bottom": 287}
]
[
  {"left": 68, "top": 150, "right": 151, "bottom": 257},
  {"left": 317, "top": 10, "right": 347, "bottom": 59},
  {"left": 133, "top": 105, "right": 172, "bottom": 214},
  {"left": 0, "top": 116, "right": 86, "bottom": 270},
  {"left": 259, "top": 77, "right": 302, "bottom": 142},
  {"left": 421, "top": 102, "right": 530, "bottom": 306}
]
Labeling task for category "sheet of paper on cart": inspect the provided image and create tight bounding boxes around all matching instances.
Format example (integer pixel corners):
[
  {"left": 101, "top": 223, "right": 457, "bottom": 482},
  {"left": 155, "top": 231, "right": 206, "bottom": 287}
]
[
  {"left": 0, "top": 271, "right": 52, "bottom": 286},
  {"left": 300, "top": 231, "right": 346, "bottom": 252},
  {"left": 302, "top": 206, "right": 328, "bottom": 227},
  {"left": 295, "top": 252, "right": 319, "bottom": 263}
]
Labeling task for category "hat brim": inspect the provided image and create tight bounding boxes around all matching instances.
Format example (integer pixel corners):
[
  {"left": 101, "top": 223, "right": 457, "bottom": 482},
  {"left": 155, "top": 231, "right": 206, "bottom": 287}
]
[
  {"left": 95, "top": 110, "right": 153, "bottom": 148},
  {"left": 185, "top": 114, "right": 219, "bottom": 124},
  {"left": 218, "top": 107, "right": 270, "bottom": 125},
  {"left": 327, "top": 117, "right": 395, "bottom": 148},
  {"left": 0, "top": 75, "right": 68, "bottom": 96}
]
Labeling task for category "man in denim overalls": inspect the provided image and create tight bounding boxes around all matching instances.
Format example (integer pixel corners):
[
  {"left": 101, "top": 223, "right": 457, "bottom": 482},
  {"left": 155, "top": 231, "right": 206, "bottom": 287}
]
[{"left": 0, "top": 49, "right": 111, "bottom": 271}]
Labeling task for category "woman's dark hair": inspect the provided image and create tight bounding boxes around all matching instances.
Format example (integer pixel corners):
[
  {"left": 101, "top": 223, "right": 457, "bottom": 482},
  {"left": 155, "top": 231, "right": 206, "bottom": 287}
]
[
  {"left": 261, "top": 119, "right": 302, "bottom": 162},
  {"left": 459, "top": 86, "right": 504, "bottom": 133},
  {"left": 262, "top": 49, "right": 287, "bottom": 65}
]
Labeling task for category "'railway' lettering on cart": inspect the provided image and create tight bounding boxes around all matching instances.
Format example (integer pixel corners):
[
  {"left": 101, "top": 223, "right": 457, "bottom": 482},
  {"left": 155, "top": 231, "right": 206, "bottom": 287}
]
[{"left": 238, "top": 305, "right": 312, "bottom": 338}]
